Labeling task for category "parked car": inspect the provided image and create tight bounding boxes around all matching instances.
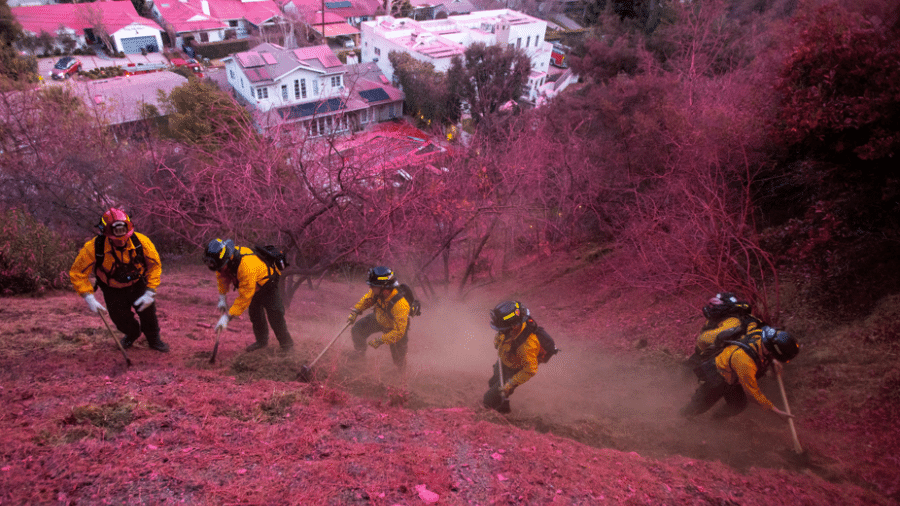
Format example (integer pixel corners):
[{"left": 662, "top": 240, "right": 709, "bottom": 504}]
[{"left": 51, "top": 57, "right": 82, "bottom": 80}]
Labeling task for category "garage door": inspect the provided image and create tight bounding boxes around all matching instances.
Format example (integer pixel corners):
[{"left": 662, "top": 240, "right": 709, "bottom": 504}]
[{"left": 120, "top": 35, "right": 157, "bottom": 54}]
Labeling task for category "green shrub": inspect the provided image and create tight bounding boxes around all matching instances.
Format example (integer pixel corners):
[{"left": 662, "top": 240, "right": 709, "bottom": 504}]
[{"left": 0, "top": 209, "right": 79, "bottom": 295}]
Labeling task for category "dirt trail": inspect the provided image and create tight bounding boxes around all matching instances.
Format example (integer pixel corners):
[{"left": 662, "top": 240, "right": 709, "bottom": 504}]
[
  {"left": 0, "top": 264, "right": 888, "bottom": 502},
  {"left": 304, "top": 284, "right": 843, "bottom": 481}
]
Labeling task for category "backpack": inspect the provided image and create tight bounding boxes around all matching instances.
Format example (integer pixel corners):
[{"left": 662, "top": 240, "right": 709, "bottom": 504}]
[
  {"left": 513, "top": 317, "right": 560, "bottom": 364},
  {"left": 93, "top": 234, "right": 145, "bottom": 287},
  {"left": 252, "top": 244, "right": 289, "bottom": 271},
  {"left": 698, "top": 314, "right": 764, "bottom": 362},
  {"left": 387, "top": 283, "right": 421, "bottom": 317},
  {"left": 693, "top": 334, "right": 768, "bottom": 381}
]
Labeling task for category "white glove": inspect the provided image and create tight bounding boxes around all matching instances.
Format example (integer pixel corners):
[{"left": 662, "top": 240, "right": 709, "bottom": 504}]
[
  {"left": 215, "top": 313, "right": 231, "bottom": 331},
  {"left": 133, "top": 290, "right": 156, "bottom": 312},
  {"left": 217, "top": 294, "right": 228, "bottom": 313},
  {"left": 83, "top": 293, "right": 107, "bottom": 313}
]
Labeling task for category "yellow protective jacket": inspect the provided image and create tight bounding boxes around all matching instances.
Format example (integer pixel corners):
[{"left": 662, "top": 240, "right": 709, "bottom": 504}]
[
  {"left": 495, "top": 322, "right": 540, "bottom": 388},
  {"left": 216, "top": 246, "right": 277, "bottom": 318},
  {"left": 696, "top": 315, "right": 762, "bottom": 354},
  {"left": 352, "top": 287, "right": 410, "bottom": 345},
  {"left": 70, "top": 233, "right": 162, "bottom": 295},
  {"left": 715, "top": 338, "right": 774, "bottom": 410}
]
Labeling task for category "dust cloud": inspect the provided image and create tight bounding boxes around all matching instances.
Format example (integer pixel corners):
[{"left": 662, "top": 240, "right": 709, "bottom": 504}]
[{"left": 290, "top": 282, "right": 799, "bottom": 470}]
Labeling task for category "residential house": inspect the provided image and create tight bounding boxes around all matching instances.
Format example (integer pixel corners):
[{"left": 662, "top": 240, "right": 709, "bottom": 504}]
[
  {"left": 224, "top": 43, "right": 403, "bottom": 135},
  {"left": 360, "top": 9, "right": 552, "bottom": 103},
  {"left": 73, "top": 71, "right": 190, "bottom": 135},
  {"left": 151, "top": 0, "right": 285, "bottom": 49},
  {"left": 280, "top": 0, "right": 381, "bottom": 45},
  {"left": 408, "top": 0, "right": 474, "bottom": 20},
  {"left": 150, "top": 0, "right": 228, "bottom": 49},
  {"left": 13, "top": 2, "right": 164, "bottom": 54}
]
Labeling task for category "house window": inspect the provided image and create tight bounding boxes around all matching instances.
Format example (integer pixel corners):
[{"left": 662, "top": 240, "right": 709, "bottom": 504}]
[
  {"left": 374, "top": 47, "right": 381, "bottom": 56},
  {"left": 229, "top": 20, "right": 238, "bottom": 27},
  {"left": 300, "top": 79, "right": 307, "bottom": 99},
  {"left": 525, "top": 36, "right": 530, "bottom": 47},
  {"left": 313, "top": 79, "right": 319, "bottom": 95},
  {"left": 200, "top": 32, "right": 209, "bottom": 43},
  {"left": 536, "top": 35, "right": 541, "bottom": 45},
  {"left": 229, "top": 69, "right": 234, "bottom": 79},
  {"left": 331, "top": 75, "right": 341, "bottom": 87},
  {"left": 282, "top": 85, "right": 288, "bottom": 100},
  {"left": 294, "top": 79, "right": 300, "bottom": 99},
  {"left": 517, "top": 38, "right": 521, "bottom": 48},
  {"left": 257, "top": 87, "right": 268, "bottom": 99}
]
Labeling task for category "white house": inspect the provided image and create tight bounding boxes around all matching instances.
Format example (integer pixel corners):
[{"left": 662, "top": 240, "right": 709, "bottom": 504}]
[
  {"left": 224, "top": 43, "right": 404, "bottom": 135},
  {"left": 13, "top": 3, "right": 164, "bottom": 54},
  {"left": 151, "top": 0, "right": 285, "bottom": 50},
  {"left": 359, "top": 9, "right": 552, "bottom": 103}
]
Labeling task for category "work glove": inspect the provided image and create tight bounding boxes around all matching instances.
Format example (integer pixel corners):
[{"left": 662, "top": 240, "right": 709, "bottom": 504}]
[
  {"left": 347, "top": 309, "right": 359, "bottom": 324},
  {"left": 500, "top": 382, "right": 516, "bottom": 398},
  {"left": 133, "top": 290, "right": 156, "bottom": 312},
  {"left": 367, "top": 337, "right": 384, "bottom": 349},
  {"left": 215, "top": 313, "right": 231, "bottom": 332},
  {"left": 83, "top": 293, "right": 107, "bottom": 314},
  {"left": 217, "top": 294, "right": 228, "bottom": 314}
]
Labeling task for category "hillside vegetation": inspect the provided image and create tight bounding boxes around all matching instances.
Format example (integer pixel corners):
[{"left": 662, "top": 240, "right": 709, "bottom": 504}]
[{"left": 1, "top": 0, "right": 899, "bottom": 502}]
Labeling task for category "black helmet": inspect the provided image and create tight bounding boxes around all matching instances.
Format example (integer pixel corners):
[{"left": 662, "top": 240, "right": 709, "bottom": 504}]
[
  {"left": 761, "top": 326, "right": 799, "bottom": 363},
  {"left": 702, "top": 291, "right": 751, "bottom": 320},
  {"left": 204, "top": 238, "right": 235, "bottom": 271},
  {"left": 490, "top": 300, "right": 528, "bottom": 332},
  {"left": 367, "top": 266, "right": 398, "bottom": 287}
]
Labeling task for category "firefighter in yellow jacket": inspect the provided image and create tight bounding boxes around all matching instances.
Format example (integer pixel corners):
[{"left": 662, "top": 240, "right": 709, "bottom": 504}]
[
  {"left": 203, "top": 239, "right": 294, "bottom": 353},
  {"left": 685, "top": 292, "right": 763, "bottom": 372},
  {"left": 347, "top": 266, "right": 410, "bottom": 369},
  {"left": 483, "top": 300, "right": 543, "bottom": 413},
  {"left": 69, "top": 208, "right": 168, "bottom": 352},
  {"left": 680, "top": 326, "right": 798, "bottom": 419}
]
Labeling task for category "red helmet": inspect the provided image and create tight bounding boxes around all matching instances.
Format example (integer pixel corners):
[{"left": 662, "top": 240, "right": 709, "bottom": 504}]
[{"left": 100, "top": 208, "right": 134, "bottom": 240}]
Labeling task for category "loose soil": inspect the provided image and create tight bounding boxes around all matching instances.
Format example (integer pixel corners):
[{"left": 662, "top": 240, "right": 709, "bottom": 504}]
[{"left": 1, "top": 255, "right": 897, "bottom": 505}]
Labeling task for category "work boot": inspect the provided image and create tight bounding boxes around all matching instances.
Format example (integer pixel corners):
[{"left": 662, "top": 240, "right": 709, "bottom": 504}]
[
  {"left": 348, "top": 349, "right": 365, "bottom": 361},
  {"left": 120, "top": 335, "right": 139, "bottom": 349},
  {"left": 245, "top": 341, "right": 267, "bottom": 352},
  {"left": 277, "top": 344, "right": 294, "bottom": 356},
  {"left": 149, "top": 340, "right": 170, "bottom": 353}
]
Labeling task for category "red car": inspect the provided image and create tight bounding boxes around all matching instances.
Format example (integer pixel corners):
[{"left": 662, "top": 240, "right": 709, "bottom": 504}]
[{"left": 51, "top": 56, "right": 82, "bottom": 80}]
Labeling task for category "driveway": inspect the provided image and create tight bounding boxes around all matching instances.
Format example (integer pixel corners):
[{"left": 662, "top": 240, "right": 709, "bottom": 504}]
[{"left": 37, "top": 52, "right": 170, "bottom": 82}]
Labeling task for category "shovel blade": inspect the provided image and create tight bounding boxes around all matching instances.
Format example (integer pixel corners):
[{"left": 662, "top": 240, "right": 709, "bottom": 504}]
[
  {"left": 483, "top": 386, "right": 510, "bottom": 413},
  {"left": 297, "top": 364, "right": 313, "bottom": 383}
]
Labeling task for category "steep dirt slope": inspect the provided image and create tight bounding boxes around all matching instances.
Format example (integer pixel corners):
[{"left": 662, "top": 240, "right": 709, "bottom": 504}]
[{"left": 0, "top": 261, "right": 896, "bottom": 504}]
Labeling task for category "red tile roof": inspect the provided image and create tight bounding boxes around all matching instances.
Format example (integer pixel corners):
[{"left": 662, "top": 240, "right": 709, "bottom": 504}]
[{"left": 13, "top": 2, "right": 162, "bottom": 35}]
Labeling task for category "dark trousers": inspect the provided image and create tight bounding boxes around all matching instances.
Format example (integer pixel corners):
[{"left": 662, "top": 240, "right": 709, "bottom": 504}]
[
  {"left": 680, "top": 360, "right": 748, "bottom": 418},
  {"left": 351, "top": 313, "right": 408, "bottom": 368},
  {"left": 249, "top": 277, "right": 293, "bottom": 348},
  {"left": 99, "top": 282, "right": 161, "bottom": 346}
]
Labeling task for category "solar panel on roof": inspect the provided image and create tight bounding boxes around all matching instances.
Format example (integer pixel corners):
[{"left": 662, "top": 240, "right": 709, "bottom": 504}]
[
  {"left": 359, "top": 88, "right": 390, "bottom": 103},
  {"left": 245, "top": 67, "right": 272, "bottom": 82},
  {"left": 325, "top": 1, "right": 352, "bottom": 8},
  {"left": 262, "top": 53, "right": 277, "bottom": 64},
  {"left": 237, "top": 52, "right": 264, "bottom": 68},
  {"left": 279, "top": 98, "right": 345, "bottom": 120}
]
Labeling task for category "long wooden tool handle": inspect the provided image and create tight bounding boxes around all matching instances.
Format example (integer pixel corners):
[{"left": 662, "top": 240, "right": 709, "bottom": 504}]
[
  {"left": 100, "top": 311, "right": 131, "bottom": 367},
  {"left": 209, "top": 327, "right": 222, "bottom": 364},
  {"left": 309, "top": 322, "right": 351, "bottom": 368},
  {"left": 776, "top": 369, "right": 803, "bottom": 454}
]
